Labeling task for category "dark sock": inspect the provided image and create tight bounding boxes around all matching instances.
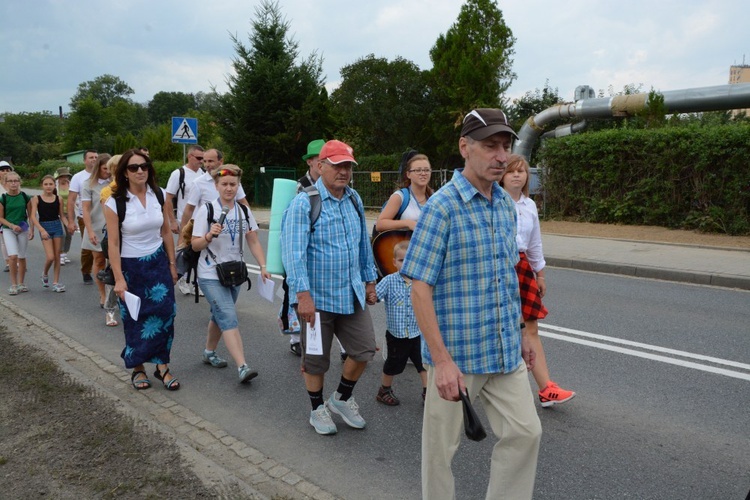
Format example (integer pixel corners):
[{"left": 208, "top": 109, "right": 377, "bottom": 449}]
[
  {"left": 422, "top": 387, "right": 427, "bottom": 396},
  {"left": 337, "top": 376, "right": 357, "bottom": 401},
  {"left": 308, "top": 389, "right": 324, "bottom": 410}
]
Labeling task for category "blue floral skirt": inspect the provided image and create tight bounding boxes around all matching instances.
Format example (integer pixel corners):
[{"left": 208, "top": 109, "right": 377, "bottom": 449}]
[{"left": 119, "top": 245, "right": 177, "bottom": 368}]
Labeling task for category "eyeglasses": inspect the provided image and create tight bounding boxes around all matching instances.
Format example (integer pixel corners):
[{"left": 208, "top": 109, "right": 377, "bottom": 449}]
[
  {"left": 6, "top": 179, "right": 20, "bottom": 183},
  {"left": 215, "top": 169, "right": 237, "bottom": 177},
  {"left": 192, "top": 156, "right": 204, "bottom": 161},
  {"left": 126, "top": 163, "right": 151, "bottom": 173},
  {"left": 408, "top": 169, "right": 432, "bottom": 174}
]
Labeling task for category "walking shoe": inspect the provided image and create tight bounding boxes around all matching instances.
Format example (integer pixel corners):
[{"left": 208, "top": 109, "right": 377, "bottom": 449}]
[
  {"left": 202, "top": 350, "right": 228, "bottom": 368},
  {"left": 538, "top": 381, "right": 576, "bottom": 408},
  {"left": 327, "top": 392, "right": 366, "bottom": 429},
  {"left": 177, "top": 276, "right": 192, "bottom": 295},
  {"left": 309, "top": 404, "right": 337, "bottom": 435},
  {"left": 238, "top": 364, "right": 258, "bottom": 384},
  {"left": 17, "top": 284, "right": 28, "bottom": 293},
  {"left": 52, "top": 283, "right": 66, "bottom": 293},
  {"left": 3, "top": 265, "right": 9, "bottom": 272},
  {"left": 60, "top": 256, "right": 66, "bottom": 266},
  {"left": 83, "top": 273, "right": 93, "bottom": 285},
  {"left": 41, "top": 275, "right": 49, "bottom": 288},
  {"left": 376, "top": 386, "right": 400, "bottom": 406},
  {"left": 289, "top": 342, "right": 302, "bottom": 357},
  {"left": 64, "top": 255, "right": 71, "bottom": 263},
  {"left": 8, "top": 285, "right": 17, "bottom": 295}
]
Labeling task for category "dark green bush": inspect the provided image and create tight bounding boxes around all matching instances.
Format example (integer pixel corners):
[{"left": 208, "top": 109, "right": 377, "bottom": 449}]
[{"left": 538, "top": 124, "right": 750, "bottom": 235}]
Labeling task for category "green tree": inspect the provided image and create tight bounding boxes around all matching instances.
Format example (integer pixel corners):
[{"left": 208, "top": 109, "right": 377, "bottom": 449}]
[
  {"left": 0, "top": 111, "right": 65, "bottom": 164},
  {"left": 70, "top": 74, "right": 135, "bottom": 111},
  {"left": 217, "top": 0, "right": 328, "bottom": 172},
  {"left": 148, "top": 91, "right": 197, "bottom": 125},
  {"left": 330, "top": 54, "right": 433, "bottom": 157},
  {"left": 428, "top": 0, "right": 516, "bottom": 165}
]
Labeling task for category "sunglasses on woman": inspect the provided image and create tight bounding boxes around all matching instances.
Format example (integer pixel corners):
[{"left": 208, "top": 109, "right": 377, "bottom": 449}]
[{"left": 126, "top": 163, "right": 151, "bottom": 173}]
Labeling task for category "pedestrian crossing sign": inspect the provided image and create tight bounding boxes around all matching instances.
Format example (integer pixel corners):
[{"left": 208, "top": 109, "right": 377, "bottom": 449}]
[{"left": 171, "top": 117, "right": 198, "bottom": 144}]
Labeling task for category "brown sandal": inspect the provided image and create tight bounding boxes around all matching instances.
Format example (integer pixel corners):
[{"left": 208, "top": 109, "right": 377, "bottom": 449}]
[{"left": 376, "top": 386, "right": 400, "bottom": 406}]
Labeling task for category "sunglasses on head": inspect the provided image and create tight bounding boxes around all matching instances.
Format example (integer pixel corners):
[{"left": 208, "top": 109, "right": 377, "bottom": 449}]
[
  {"left": 126, "top": 163, "right": 151, "bottom": 173},
  {"left": 216, "top": 169, "right": 236, "bottom": 177}
]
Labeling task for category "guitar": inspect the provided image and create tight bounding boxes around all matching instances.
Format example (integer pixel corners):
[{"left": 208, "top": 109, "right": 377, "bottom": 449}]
[{"left": 371, "top": 229, "right": 412, "bottom": 278}]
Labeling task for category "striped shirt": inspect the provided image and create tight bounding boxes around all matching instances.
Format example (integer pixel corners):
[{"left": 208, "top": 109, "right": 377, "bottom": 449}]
[
  {"left": 281, "top": 178, "right": 377, "bottom": 314},
  {"left": 401, "top": 169, "right": 523, "bottom": 374},
  {"left": 376, "top": 272, "right": 421, "bottom": 339}
]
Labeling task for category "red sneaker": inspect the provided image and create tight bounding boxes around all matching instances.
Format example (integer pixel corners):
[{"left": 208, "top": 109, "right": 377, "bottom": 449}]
[{"left": 538, "top": 381, "right": 576, "bottom": 408}]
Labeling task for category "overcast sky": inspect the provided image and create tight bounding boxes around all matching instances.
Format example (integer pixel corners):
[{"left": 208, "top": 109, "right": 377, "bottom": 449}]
[{"left": 1, "top": 0, "right": 748, "bottom": 115}]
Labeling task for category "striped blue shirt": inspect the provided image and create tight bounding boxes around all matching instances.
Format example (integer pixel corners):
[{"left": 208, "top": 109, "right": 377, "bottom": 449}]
[
  {"left": 281, "top": 178, "right": 377, "bottom": 314},
  {"left": 376, "top": 272, "right": 421, "bottom": 339},
  {"left": 401, "top": 169, "right": 522, "bottom": 374}
]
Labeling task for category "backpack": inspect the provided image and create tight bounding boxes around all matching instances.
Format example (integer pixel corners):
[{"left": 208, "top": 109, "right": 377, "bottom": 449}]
[
  {"left": 371, "top": 187, "right": 410, "bottom": 239},
  {"left": 301, "top": 185, "right": 362, "bottom": 233},
  {"left": 178, "top": 201, "right": 251, "bottom": 302},
  {"left": 173, "top": 166, "right": 205, "bottom": 211}
]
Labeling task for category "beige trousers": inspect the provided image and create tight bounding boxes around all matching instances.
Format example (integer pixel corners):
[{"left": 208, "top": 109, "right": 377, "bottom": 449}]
[{"left": 421, "top": 365, "right": 542, "bottom": 500}]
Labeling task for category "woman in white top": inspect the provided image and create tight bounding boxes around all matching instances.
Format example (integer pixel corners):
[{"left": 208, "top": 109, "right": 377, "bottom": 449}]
[
  {"left": 375, "top": 152, "right": 434, "bottom": 233},
  {"left": 104, "top": 149, "right": 179, "bottom": 391},
  {"left": 191, "top": 164, "right": 271, "bottom": 384},
  {"left": 500, "top": 154, "right": 575, "bottom": 407},
  {"left": 83, "top": 154, "right": 112, "bottom": 310}
]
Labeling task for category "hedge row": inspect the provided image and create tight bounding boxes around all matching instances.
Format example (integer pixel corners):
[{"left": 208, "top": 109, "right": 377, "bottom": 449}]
[{"left": 537, "top": 124, "right": 750, "bottom": 235}]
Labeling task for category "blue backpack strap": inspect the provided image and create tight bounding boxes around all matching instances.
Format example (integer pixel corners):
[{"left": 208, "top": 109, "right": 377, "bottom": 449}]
[{"left": 395, "top": 187, "right": 410, "bottom": 219}]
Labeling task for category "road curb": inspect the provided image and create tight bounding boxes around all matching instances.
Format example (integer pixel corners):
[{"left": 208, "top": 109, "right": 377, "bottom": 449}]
[
  {"left": 0, "top": 297, "right": 340, "bottom": 500},
  {"left": 546, "top": 257, "right": 750, "bottom": 291}
]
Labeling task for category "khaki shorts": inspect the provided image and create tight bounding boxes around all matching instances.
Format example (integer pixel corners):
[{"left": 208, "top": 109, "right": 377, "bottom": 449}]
[{"left": 298, "top": 305, "right": 376, "bottom": 375}]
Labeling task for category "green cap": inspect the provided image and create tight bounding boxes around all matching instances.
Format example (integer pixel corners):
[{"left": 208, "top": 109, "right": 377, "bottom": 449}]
[{"left": 302, "top": 139, "right": 326, "bottom": 161}]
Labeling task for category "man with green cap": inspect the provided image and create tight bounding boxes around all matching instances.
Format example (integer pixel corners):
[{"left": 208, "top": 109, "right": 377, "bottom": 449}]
[{"left": 280, "top": 139, "right": 325, "bottom": 355}]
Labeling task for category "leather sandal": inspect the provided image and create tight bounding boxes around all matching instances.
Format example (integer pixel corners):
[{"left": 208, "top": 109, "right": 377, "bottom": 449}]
[
  {"left": 154, "top": 366, "right": 180, "bottom": 391},
  {"left": 131, "top": 370, "right": 151, "bottom": 390}
]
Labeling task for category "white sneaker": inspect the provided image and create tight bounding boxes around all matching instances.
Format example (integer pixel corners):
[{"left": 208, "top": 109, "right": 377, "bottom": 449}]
[
  {"left": 177, "top": 276, "right": 192, "bottom": 295},
  {"left": 309, "top": 405, "right": 337, "bottom": 435},
  {"left": 327, "top": 392, "right": 366, "bottom": 429}
]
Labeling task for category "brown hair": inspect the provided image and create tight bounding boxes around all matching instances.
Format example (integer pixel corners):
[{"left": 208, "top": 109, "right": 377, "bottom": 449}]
[
  {"left": 400, "top": 154, "right": 434, "bottom": 198},
  {"left": 500, "top": 154, "right": 531, "bottom": 197},
  {"left": 89, "top": 153, "right": 112, "bottom": 188}
]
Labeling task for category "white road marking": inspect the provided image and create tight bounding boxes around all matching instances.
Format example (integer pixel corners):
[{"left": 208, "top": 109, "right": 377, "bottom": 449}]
[{"left": 540, "top": 325, "right": 750, "bottom": 381}]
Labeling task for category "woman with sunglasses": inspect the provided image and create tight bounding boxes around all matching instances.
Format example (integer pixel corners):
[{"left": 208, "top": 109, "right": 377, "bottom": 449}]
[
  {"left": 104, "top": 149, "right": 179, "bottom": 391},
  {"left": 191, "top": 164, "right": 270, "bottom": 384}
]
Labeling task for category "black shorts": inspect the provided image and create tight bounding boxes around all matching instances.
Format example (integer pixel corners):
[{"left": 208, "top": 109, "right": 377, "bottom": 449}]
[{"left": 383, "top": 331, "right": 425, "bottom": 376}]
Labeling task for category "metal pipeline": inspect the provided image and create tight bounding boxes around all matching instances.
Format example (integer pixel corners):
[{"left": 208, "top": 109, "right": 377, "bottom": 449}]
[{"left": 513, "top": 83, "right": 750, "bottom": 160}]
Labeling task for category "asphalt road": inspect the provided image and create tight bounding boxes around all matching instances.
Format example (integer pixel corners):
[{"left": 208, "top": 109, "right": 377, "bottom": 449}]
[{"left": 5, "top": 230, "right": 749, "bottom": 499}]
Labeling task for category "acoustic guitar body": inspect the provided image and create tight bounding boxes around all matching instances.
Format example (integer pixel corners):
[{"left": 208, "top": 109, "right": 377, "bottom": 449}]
[{"left": 372, "top": 230, "right": 412, "bottom": 278}]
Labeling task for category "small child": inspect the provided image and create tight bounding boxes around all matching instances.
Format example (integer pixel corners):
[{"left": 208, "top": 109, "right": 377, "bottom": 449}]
[
  {"left": 30, "top": 175, "right": 67, "bottom": 292},
  {"left": 0, "top": 171, "right": 33, "bottom": 294},
  {"left": 375, "top": 240, "right": 427, "bottom": 405}
]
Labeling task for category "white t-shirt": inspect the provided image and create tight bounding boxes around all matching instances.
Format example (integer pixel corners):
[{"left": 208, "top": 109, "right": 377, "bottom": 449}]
[
  {"left": 513, "top": 194, "right": 546, "bottom": 272},
  {"left": 69, "top": 169, "right": 92, "bottom": 217},
  {"left": 185, "top": 172, "right": 247, "bottom": 211},
  {"left": 394, "top": 189, "right": 424, "bottom": 222},
  {"left": 192, "top": 200, "right": 258, "bottom": 280},
  {"left": 165, "top": 165, "right": 204, "bottom": 223},
  {"left": 105, "top": 187, "right": 166, "bottom": 258}
]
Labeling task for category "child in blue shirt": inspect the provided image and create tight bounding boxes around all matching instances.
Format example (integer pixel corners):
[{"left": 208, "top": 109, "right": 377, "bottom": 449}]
[{"left": 375, "top": 240, "right": 427, "bottom": 405}]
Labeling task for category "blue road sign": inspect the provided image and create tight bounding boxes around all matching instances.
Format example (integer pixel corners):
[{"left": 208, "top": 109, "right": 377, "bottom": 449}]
[{"left": 171, "top": 117, "right": 198, "bottom": 144}]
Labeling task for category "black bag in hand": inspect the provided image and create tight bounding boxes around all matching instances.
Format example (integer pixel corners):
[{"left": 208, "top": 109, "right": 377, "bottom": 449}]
[
  {"left": 97, "top": 265, "right": 115, "bottom": 286},
  {"left": 459, "top": 390, "right": 487, "bottom": 442}
]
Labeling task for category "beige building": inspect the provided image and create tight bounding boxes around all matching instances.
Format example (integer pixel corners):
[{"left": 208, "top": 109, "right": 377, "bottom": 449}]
[{"left": 729, "top": 63, "right": 750, "bottom": 116}]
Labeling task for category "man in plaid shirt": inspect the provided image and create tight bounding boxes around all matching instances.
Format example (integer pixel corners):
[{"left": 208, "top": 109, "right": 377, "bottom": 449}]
[
  {"left": 401, "top": 109, "right": 542, "bottom": 499},
  {"left": 281, "top": 140, "right": 378, "bottom": 436}
]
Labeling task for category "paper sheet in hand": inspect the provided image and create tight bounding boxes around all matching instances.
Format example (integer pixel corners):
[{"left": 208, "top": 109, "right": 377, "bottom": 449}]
[
  {"left": 257, "top": 275, "right": 275, "bottom": 302},
  {"left": 305, "top": 313, "right": 323, "bottom": 355},
  {"left": 124, "top": 291, "right": 141, "bottom": 321}
]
